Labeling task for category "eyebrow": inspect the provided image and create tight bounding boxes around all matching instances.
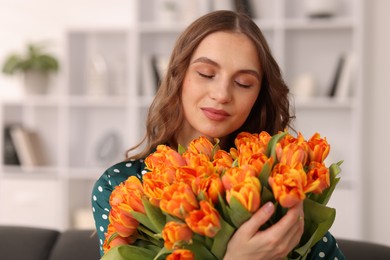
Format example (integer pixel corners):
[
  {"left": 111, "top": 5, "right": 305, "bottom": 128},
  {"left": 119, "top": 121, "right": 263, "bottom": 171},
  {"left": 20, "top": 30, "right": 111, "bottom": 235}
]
[{"left": 191, "top": 56, "right": 262, "bottom": 80}]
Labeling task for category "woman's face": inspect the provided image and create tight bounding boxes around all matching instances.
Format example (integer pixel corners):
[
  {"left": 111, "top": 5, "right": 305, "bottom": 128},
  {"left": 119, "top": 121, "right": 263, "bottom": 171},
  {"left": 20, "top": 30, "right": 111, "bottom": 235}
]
[{"left": 179, "top": 31, "right": 262, "bottom": 146}]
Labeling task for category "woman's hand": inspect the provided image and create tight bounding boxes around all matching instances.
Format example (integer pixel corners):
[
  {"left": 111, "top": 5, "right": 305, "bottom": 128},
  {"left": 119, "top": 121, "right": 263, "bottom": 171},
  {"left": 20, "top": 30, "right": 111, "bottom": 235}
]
[{"left": 223, "top": 201, "right": 304, "bottom": 260}]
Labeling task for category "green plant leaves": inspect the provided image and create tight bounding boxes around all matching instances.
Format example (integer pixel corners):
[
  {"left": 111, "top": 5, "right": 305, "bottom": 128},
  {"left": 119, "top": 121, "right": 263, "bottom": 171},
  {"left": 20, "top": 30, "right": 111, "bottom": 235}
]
[
  {"left": 101, "top": 245, "right": 158, "bottom": 260},
  {"left": 292, "top": 200, "right": 336, "bottom": 259},
  {"left": 1, "top": 43, "right": 59, "bottom": 75}
]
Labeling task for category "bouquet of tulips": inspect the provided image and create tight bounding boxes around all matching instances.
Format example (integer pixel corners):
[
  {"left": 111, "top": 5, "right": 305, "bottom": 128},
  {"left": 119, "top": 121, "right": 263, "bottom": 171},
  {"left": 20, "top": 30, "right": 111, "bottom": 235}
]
[{"left": 102, "top": 131, "right": 341, "bottom": 260}]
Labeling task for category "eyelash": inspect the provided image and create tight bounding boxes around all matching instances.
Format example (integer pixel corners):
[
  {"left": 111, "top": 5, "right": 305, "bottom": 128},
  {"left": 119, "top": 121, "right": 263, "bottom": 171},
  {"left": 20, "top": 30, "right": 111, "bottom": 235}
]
[
  {"left": 197, "top": 72, "right": 252, "bottom": 88},
  {"left": 198, "top": 72, "right": 214, "bottom": 79},
  {"left": 235, "top": 81, "right": 252, "bottom": 88}
]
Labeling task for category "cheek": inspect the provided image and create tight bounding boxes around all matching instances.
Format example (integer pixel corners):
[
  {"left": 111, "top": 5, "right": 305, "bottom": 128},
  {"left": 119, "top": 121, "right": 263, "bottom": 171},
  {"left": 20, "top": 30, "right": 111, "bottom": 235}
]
[
  {"left": 181, "top": 77, "right": 192, "bottom": 101},
  {"left": 237, "top": 91, "right": 259, "bottom": 117}
]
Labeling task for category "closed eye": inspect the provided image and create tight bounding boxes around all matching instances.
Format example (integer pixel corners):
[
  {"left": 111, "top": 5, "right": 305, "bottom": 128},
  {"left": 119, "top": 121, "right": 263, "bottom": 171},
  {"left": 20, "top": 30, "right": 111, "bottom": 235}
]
[
  {"left": 197, "top": 71, "right": 214, "bottom": 79},
  {"left": 235, "top": 81, "right": 252, "bottom": 88}
]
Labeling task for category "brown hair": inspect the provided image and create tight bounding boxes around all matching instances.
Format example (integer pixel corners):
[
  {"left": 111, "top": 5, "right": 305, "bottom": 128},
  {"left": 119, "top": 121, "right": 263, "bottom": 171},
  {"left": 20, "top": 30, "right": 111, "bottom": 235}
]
[{"left": 127, "top": 10, "right": 293, "bottom": 160}]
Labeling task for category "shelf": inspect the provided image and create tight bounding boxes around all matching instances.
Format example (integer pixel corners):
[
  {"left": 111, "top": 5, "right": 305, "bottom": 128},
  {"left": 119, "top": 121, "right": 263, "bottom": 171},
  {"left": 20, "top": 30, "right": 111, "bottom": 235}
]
[
  {"left": 68, "top": 95, "right": 128, "bottom": 107},
  {"left": 293, "top": 97, "right": 357, "bottom": 109},
  {"left": 138, "top": 22, "right": 188, "bottom": 34},
  {"left": 0, "top": 165, "right": 61, "bottom": 178},
  {"left": 0, "top": 95, "right": 63, "bottom": 107},
  {"left": 284, "top": 17, "right": 355, "bottom": 30},
  {"left": 66, "top": 166, "right": 108, "bottom": 180}
]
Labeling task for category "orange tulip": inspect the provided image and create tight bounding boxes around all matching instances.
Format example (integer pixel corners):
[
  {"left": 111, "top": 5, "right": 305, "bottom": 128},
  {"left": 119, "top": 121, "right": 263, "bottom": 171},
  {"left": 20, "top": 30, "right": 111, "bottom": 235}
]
[
  {"left": 142, "top": 170, "right": 172, "bottom": 207},
  {"left": 108, "top": 206, "right": 139, "bottom": 237},
  {"left": 213, "top": 149, "right": 234, "bottom": 173},
  {"left": 222, "top": 165, "right": 257, "bottom": 190},
  {"left": 226, "top": 177, "right": 261, "bottom": 213},
  {"left": 162, "top": 221, "right": 193, "bottom": 250},
  {"left": 304, "top": 161, "right": 330, "bottom": 194},
  {"left": 278, "top": 132, "right": 306, "bottom": 147},
  {"left": 193, "top": 172, "right": 224, "bottom": 204},
  {"left": 244, "top": 153, "right": 273, "bottom": 175},
  {"left": 233, "top": 131, "right": 271, "bottom": 155},
  {"left": 166, "top": 249, "right": 195, "bottom": 260},
  {"left": 269, "top": 164, "right": 306, "bottom": 208},
  {"left": 187, "top": 136, "right": 215, "bottom": 160},
  {"left": 185, "top": 200, "right": 221, "bottom": 237},
  {"left": 182, "top": 152, "right": 215, "bottom": 177},
  {"left": 119, "top": 176, "right": 145, "bottom": 214},
  {"left": 276, "top": 143, "right": 307, "bottom": 169},
  {"left": 103, "top": 224, "right": 136, "bottom": 253},
  {"left": 145, "top": 145, "right": 186, "bottom": 171},
  {"left": 160, "top": 182, "right": 199, "bottom": 219},
  {"left": 307, "top": 133, "right": 330, "bottom": 163},
  {"left": 175, "top": 167, "right": 198, "bottom": 187}
]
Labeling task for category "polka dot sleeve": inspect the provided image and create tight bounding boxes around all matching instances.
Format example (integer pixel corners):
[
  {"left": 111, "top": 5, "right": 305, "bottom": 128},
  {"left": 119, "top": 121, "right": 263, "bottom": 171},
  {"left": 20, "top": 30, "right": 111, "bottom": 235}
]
[
  {"left": 91, "top": 159, "right": 146, "bottom": 256},
  {"left": 307, "top": 232, "right": 346, "bottom": 259}
]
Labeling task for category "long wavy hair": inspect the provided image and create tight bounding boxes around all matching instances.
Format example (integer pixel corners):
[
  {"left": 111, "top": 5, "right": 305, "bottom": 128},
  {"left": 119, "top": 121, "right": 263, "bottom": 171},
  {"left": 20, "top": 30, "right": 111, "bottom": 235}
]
[{"left": 127, "top": 10, "right": 293, "bottom": 160}]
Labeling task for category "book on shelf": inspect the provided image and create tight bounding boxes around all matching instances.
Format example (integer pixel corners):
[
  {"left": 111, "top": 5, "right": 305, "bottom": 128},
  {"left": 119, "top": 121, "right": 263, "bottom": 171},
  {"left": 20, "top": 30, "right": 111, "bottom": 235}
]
[
  {"left": 9, "top": 125, "right": 46, "bottom": 167},
  {"left": 328, "top": 53, "right": 356, "bottom": 100},
  {"left": 233, "top": 0, "right": 253, "bottom": 17},
  {"left": 3, "top": 126, "right": 20, "bottom": 165},
  {"left": 152, "top": 54, "right": 169, "bottom": 89},
  {"left": 212, "top": 0, "right": 259, "bottom": 18},
  {"left": 141, "top": 54, "right": 157, "bottom": 96},
  {"left": 142, "top": 54, "right": 169, "bottom": 96}
]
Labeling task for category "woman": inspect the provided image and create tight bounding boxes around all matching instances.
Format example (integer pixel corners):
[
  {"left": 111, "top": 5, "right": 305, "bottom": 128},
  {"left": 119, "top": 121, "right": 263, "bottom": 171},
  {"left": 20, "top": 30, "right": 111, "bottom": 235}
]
[{"left": 92, "top": 10, "right": 344, "bottom": 259}]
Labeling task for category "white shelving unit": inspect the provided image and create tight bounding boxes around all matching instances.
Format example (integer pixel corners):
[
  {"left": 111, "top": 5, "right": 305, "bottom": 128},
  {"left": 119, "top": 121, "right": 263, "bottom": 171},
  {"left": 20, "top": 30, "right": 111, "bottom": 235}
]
[{"left": 0, "top": 0, "right": 363, "bottom": 240}]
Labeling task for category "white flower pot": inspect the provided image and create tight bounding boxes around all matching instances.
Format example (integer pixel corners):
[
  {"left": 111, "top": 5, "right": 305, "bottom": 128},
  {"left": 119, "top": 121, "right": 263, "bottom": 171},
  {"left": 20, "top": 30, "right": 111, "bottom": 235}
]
[
  {"left": 303, "top": 0, "right": 340, "bottom": 18},
  {"left": 23, "top": 70, "right": 49, "bottom": 94}
]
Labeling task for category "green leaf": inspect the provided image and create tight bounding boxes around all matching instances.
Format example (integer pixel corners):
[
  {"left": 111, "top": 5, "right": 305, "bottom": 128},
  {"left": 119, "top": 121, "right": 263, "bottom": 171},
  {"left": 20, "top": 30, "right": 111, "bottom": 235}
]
[
  {"left": 211, "top": 218, "right": 236, "bottom": 259},
  {"left": 143, "top": 197, "right": 166, "bottom": 233},
  {"left": 178, "top": 144, "right": 186, "bottom": 155},
  {"left": 293, "top": 199, "right": 336, "bottom": 258},
  {"left": 261, "top": 186, "right": 275, "bottom": 205},
  {"left": 136, "top": 225, "right": 164, "bottom": 247},
  {"left": 217, "top": 193, "right": 232, "bottom": 225},
  {"left": 226, "top": 196, "right": 252, "bottom": 228},
  {"left": 232, "top": 158, "right": 239, "bottom": 167},
  {"left": 102, "top": 244, "right": 157, "bottom": 260},
  {"left": 212, "top": 138, "right": 220, "bottom": 158},
  {"left": 131, "top": 211, "right": 159, "bottom": 234},
  {"left": 184, "top": 238, "right": 218, "bottom": 260},
  {"left": 266, "top": 131, "right": 288, "bottom": 160},
  {"left": 258, "top": 160, "right": 272, "bottom": 190},
  {"left": 153, "top": 247, "right": 172, "bottom": 260}
]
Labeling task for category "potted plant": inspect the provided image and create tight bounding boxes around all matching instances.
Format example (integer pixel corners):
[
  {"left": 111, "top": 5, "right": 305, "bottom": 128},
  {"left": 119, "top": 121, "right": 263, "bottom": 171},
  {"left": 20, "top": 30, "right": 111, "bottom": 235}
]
[{"left": 2, "top": 43, "right": 59, "bottom": 94}]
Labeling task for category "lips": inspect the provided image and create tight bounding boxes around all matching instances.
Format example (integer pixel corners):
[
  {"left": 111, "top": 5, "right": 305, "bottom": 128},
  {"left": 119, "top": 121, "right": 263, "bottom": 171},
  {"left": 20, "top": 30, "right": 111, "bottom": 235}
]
[{"left": 201, "top": 107, "right": 231, "bottom": 121}]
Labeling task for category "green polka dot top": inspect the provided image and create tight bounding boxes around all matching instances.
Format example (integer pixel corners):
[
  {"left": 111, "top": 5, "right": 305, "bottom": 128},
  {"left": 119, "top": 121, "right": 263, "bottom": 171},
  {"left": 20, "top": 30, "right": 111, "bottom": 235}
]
[{"left": 92, "top": 160, "right": 346, "bottom": 259}]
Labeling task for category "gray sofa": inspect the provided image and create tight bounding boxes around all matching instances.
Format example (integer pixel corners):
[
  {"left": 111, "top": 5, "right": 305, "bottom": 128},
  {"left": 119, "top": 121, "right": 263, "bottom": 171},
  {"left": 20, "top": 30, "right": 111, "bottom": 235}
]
[
  {"left": 0, "top": 226, "right": 100, "bottom": 260},
  {"left": 1, "top": 225, "right": 390, "bottom": 260}
]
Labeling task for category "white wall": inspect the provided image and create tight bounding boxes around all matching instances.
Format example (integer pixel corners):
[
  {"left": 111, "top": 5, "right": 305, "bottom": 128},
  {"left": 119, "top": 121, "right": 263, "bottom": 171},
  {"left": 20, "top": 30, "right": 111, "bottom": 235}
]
[
  {"left": 1, "top": 0, "right": 390, "bottom": 246},
  {"left": 363, "top": 0, "right": 390, "bottom": 246}
]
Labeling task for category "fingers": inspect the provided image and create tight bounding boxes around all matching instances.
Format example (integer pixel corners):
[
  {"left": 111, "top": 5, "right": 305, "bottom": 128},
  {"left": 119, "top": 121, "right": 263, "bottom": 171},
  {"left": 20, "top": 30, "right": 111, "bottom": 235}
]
[
  {"left": 263, "top": 202, "right": 304, "bottom": 245},
  {"left": 234, "top": 202, "right": 275, "bottom": 239}
]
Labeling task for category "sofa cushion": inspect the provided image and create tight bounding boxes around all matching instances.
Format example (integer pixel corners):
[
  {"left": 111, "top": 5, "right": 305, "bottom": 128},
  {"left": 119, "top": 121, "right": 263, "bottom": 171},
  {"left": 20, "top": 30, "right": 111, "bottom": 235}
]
[
  {"left": 0, "top": 226, "right": 60, "bottom": 260},
  {"left": 48, "top": 229, "right": 100, "bottom": 260},
  {"left": 338, "top": 238, "right": 390, "bottom": 259}
]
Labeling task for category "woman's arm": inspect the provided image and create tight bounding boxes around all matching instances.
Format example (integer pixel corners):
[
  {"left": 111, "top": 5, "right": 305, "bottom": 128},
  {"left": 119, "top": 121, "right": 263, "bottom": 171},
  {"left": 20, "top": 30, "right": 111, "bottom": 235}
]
[
  {"left": 224, "top": 201, "right": 304, "bottom": 260},
  {"left": 91, "top": 160, "right": 145, "bottom": 256},
  {"left": 92, "top": 171, "right": 113, "bottom": 256}
]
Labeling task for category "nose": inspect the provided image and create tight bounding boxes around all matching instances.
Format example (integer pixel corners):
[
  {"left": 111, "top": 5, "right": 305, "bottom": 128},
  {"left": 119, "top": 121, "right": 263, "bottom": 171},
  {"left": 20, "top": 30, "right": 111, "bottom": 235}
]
[{"left": 209, "top": 78, "right": 232, "bottom": 103}]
